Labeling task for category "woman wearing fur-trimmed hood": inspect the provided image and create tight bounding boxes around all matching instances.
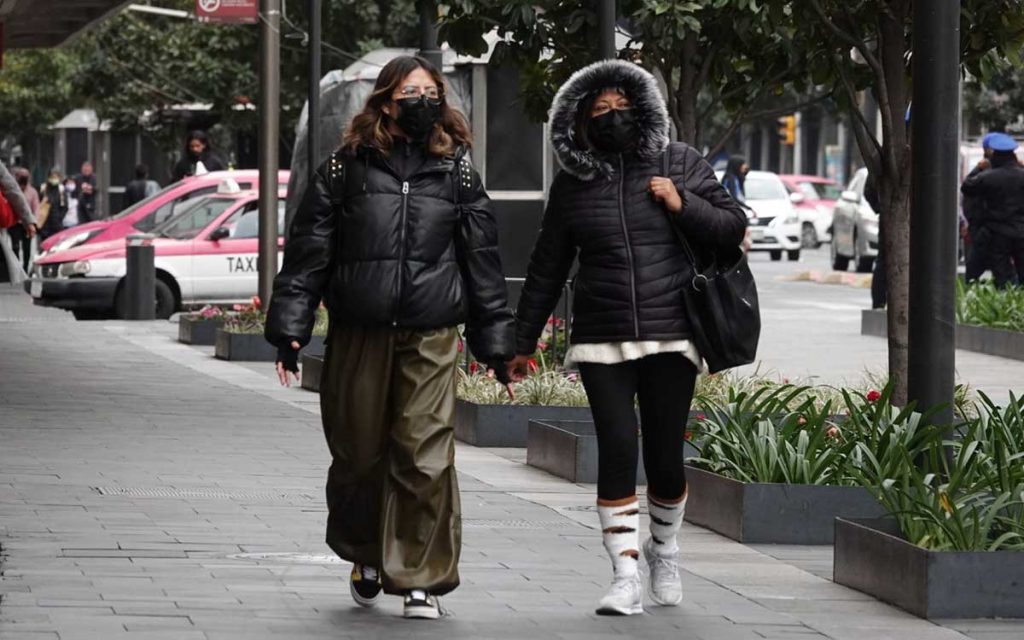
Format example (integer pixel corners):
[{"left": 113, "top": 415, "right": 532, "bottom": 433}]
[{"left": 509, "top": 60, "right": 747, "bottom": 616}]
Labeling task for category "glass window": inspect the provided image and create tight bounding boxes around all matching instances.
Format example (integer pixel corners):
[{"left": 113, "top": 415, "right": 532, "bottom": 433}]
[
  {"left": 799, "top": 182, "right": 842, "bottom": 201},
  {"left": 744, "top": 175, "right": 789, "bottom": 201},
  {"left": 217, "top": 201, "right": 286, "bottom": 239},
  {"left": 154, "top": 198, "right": 237, "bottom": 240},
  {"left": 134, "top": 201, "right": 174, "bottom": 232}
]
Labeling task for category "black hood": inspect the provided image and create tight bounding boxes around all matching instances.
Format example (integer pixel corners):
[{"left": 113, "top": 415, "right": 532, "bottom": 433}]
[{"left": 548, "top": 60, "right": 670, "bottom": 182}]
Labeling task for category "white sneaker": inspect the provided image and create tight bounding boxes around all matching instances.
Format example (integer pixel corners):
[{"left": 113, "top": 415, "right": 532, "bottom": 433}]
[
  {"left": 643, "top": 537, "right": 682, "bottom": 606},
  {"left": 403, "top": 589, "right": 442, "bottom": 619},
  {"left": 596, "top": 574, "right": 643, "bottom": 615}
]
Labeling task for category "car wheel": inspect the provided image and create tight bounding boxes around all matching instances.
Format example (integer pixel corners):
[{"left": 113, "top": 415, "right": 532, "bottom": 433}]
[
  {"left": 830, "top": 239, "right": 850, "bottom": 271},
  {"left": 787, "top": 249, "right": 801, "bottom": 261},
  {"left": 770, "top": 250, "right": 783, "bottom": 261},
  {"left": 115, "top": 278, "right": 177, "bottom": 320},
  {"left": 801, "top": 223, "right": 819, "bottom": 249}
]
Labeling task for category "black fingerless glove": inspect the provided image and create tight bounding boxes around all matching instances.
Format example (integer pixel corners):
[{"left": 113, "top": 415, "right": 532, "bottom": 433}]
[
  {"left": 488, "top": 360, "right": 512, "bottom": 385},
  {"left": 277, "top": 341, "right": 300, "bottom": 373}
]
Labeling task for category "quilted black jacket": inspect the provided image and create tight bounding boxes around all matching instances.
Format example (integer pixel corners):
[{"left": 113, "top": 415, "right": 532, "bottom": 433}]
[
  {"left": 515, "top": 61, "right": 747, "bottom": 355},
  {"left": 961, "top": 156, "right": 1024, "bottom": 239},
  {"left": 265, "top": 145, "right": 514, "bottom": 362}
]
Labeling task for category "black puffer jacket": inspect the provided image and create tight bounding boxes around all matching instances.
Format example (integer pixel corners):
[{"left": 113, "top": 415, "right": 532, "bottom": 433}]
[
  {"left": 265, "top": 144, "right": 514, "bottom": 362},
  {"left": 515, "top": 60, "right": 747, "bottom": 355},
  {"left": 961, "top": 155, "right": 1024, "bottom": 239}
]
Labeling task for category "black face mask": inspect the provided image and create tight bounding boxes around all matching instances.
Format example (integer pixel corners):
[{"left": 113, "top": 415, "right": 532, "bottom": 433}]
[
  {"left": 589, "top": 108, "right": 639, "bottom": 154},
  {"left": 394, "top": 96, "right": 443, "bottom": 140}
]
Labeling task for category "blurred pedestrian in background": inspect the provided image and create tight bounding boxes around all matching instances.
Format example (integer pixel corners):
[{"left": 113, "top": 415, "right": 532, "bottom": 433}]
[
  {"left": 10, "top": 168, "right": 40, "bottom": 272},
  {"left": 1, "top": 160, "right": 37, "bottom": 284},
  {"left": 963, "top": 133, "right": 1017, "bottom": 284},
  {"left": 172, "top": 130, "right": 226, "bottom": 182},
  {"left": 124, "top": 164, "right": 161, "bottom": 207},
  {"left": 38, "top": 168, "right": 68, "bottom": 241},
  {"left": 62, "top": 177, "right": 80, "bottom": 229},
  {"left": 721, "top": 155, "right": 749, "bottom": 204},
  {"left": 961, "top": 133, "right": 1024, "bottom": 288},
  {"left": 74, "top": 161, "right": 98, "bottom": 223}
]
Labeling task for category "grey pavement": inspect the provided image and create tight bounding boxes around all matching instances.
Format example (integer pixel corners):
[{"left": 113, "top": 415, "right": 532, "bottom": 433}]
[{"left": 2, "top": 256, "right": 1023, "bottom": 640}]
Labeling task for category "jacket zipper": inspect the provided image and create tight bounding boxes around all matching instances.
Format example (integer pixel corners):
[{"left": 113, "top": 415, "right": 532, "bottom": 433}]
[
  {"left": 617, "top": 155, "right": 640, "bottom": 338},
  {"left": 394, "top": 180, "right": 410, "bottom": 327}
]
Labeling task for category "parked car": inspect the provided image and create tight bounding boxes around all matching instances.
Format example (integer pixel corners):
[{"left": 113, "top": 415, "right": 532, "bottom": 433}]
[
  {"left": 39, "top": 170, "right": 290, "bottom": 256},
  {"left": 780, "top": 174, "right": 841, "bottom": 248},
  {"left": 718, "top": 170, "right": 802, "bottom": 261},
  {"left": 27, "top": 186, "right": 285, "bottom": 320},
  {"left": 830, "top": 167, "right": 878, "bottom": 273}
]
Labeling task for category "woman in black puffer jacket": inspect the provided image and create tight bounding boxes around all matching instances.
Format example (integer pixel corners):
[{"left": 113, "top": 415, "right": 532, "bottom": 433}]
[
  {"left": 510, "top": 60, "right": 746, "bottom": 616},
  {"left": 265, "top": 56, "right": 514, "bottom": 620}
]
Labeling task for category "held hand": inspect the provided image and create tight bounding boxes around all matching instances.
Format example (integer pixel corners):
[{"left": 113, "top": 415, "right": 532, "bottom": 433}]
[
  {"left": 649, "top": 176, "right": 683, "bottom": 213},
  {"left": 275, "top": 340, "right": 301, "bottom": 387},
  {"left": 23, "top": 222, "right": 37, "bottom": 239},
  {"left": 507, "top": 354, "right": 531, "bottom": 382},
  {"left": 485, "top": 363, "right": 516, "bottom": 401}
]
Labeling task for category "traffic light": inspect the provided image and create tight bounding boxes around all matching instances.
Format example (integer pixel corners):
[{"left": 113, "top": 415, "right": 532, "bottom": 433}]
[{"left": 777, "top": 115, "right": 796, "bottom": 146}]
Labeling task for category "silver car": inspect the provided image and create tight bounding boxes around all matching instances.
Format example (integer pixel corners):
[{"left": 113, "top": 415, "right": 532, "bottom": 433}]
[{"left": 830, "top": 168, "right": 879, "bottom": 273}]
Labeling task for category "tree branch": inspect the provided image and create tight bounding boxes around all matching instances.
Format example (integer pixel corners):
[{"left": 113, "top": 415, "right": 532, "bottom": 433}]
[
  {"left": 835, "top": 58, "right": 883, "bottom": 170},
  {"left": 807, "top": 0, "right": 887, "bottom": 90}
]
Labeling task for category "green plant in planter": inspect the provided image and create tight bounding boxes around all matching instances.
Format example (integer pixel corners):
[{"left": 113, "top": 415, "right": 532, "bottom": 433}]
[
  {"left": 456, "top": 368, "right": 588, "bottom": 407},
  {"left": 222, "top": 297, "right": 328, "bottom": 336},
  {"left": 956, "top": 280, "right": 1024, "bottom": 332},
  {"left": 850, "top": 391, "right": 1024, "bottom": 551},
  {"left": 687, "top": 385, "right": 850, "bottom": 485}
]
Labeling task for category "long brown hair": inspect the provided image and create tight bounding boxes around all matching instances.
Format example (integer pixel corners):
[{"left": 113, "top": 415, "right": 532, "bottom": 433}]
[{"left": 342, "top": 56, "right": 472, "bottom": 157}]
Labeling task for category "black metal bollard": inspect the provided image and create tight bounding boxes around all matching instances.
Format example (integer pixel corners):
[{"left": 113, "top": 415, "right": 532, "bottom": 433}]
[{"left": 125, "top": 234, "right": 156, "bottom": 320}]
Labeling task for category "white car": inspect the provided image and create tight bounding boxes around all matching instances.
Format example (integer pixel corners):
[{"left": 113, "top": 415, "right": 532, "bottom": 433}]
[
  {"left": 718, "top": 170, "right": 802, "bottom": 261},
  {"left": 830, "top": 168, "right": 879, "bottom": 273}
]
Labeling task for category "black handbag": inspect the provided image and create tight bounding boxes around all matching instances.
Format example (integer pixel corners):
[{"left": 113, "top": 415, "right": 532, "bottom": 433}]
[{"left": 660, "top": 148, "right": 761, "bottom": 373}]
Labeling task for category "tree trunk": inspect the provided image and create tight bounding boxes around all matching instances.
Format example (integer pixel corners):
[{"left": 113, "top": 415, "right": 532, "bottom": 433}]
[
  {"left": 673, "top": 35, "right": 700, "bottom": 145},
  {"left": 881, "top": 181, "right": 911, "bottom": 406}
]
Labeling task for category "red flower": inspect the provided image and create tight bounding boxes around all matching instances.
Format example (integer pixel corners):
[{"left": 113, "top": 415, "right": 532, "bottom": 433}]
[
  {"left": 783, "top": 378, "right": 790, "bottom": 384},
  {"left": 826, "top": 426, "right": 841, "bottom": 440},
  {"left": 695, "top": 413, "right": 706, "bottom": 422},
  {"left": 251, "top": 295, "right": 262, "bottom": 309},
  {"left": 469, "top": 361, "right": 479, "bottom": 374},
  {"left": 684, "top": 430, "right": 694, "bottom": 441},
  {"left": 527, "top": 358, "right": 539, "bottom": 373},
  {"left": 797, "top": 416, "right": 807, "bottom": 426},
  {"left": 866, "top": 390, "right": 882, "bottom": 403},
  {"left": 537, "top": 340, "right": 549, "bottom": 351},
  {"left": 457, "top": 340, "right": 464, "bottom": 353}
]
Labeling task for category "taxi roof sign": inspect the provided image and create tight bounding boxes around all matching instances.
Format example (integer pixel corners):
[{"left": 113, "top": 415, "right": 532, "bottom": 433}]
[{"left": 217, "top": 178, "right": 242, "bottom": 194}]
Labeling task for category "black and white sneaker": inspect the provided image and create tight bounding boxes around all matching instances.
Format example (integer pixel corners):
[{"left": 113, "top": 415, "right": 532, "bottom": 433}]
[
  {"left": 349, "top": 564, "right": 381, "bottom": 608},
  {"left": 403, "top": 589, "right": 442, "bottom": 619}
]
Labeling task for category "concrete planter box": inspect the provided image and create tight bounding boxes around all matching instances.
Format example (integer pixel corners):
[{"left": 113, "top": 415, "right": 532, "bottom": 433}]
[
  {"left": 862, "top": 308, "right": 1024, "bottom": 361},
  {"left": 178, "top": 316, "right": 224, "bottom": 345},
  {"left": 214, "top": 330, "right": 324, "bottom": 362},
  {"left": 455, "top": 401, "right": 592, "bottom": 447},
  {"left": 525, "top": 419, "right": 701, "bottom": 484},
  {"left": 834, "top": 517, "right": 1024, "bottom": 618},
  {"left": 301, "top": 352, "right": 324, "bottom": 392},
  {"left": 683, "top": 467, "right": 886, "bottom": 544}
]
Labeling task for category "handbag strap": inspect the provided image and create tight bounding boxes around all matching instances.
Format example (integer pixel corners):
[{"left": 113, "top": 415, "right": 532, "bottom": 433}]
[{"left": 660, "top": 146, "right": 702, "bottom": 274}]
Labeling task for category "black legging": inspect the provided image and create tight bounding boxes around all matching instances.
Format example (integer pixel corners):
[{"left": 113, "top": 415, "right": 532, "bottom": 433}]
[{"left": 578, "top": 353, "right": 698, "bottom": 501}]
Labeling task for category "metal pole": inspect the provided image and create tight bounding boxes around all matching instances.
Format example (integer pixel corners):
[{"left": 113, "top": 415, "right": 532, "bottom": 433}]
[
  {"left": 908, "top": 0, "right": 960, "bottom": 427},
  {"left": 418, "top": 1, "right": 443, "bottom": 69},
  {"left": 307, "top": 0, "right": 321, "bottom": 182},
  {"left": 258, "top": 0, "right": 281, "bottom": 310},
  {"left": 124, "top": 234, "right": 155, "bottom": 320},
  {"left": 598, "top": 0, "right": 616, "bottom": 59}
]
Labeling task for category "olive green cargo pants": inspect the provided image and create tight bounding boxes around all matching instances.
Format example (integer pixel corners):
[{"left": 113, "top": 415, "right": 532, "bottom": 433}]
[{"left": 319, "top": 325, "right": 461, "bottom": 596}]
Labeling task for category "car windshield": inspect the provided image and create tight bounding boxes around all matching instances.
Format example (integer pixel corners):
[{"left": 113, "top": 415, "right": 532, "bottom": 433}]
[
  {"left": 798, "top": 181, "right": 842, "bottom": 201},
  {"left": 745, "top": 175, "right": 789, "bottom": 201},
  {"left": 153, "top": 197, "right": 237, "bottom": 240},
  {"left": 111, "top": 184, "right": 178, "bottom": 220}
]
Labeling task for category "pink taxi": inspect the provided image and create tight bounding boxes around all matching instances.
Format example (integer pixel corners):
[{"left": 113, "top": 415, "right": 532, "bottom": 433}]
[
  {"left": 40, "top": 170, "right": 290, "bottom": 255},
  {"left": 27, "top": 185, "right": 286, "bottom": 320}
]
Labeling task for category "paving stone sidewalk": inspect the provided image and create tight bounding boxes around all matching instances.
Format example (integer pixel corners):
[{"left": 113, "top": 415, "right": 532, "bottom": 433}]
[{"left": 1, "top": 289, "right": 1022, "bottom": 640}]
